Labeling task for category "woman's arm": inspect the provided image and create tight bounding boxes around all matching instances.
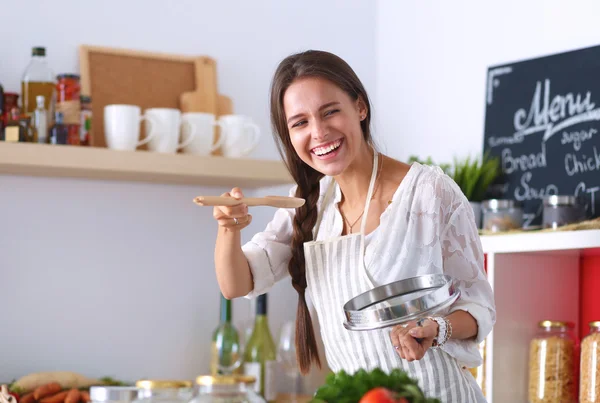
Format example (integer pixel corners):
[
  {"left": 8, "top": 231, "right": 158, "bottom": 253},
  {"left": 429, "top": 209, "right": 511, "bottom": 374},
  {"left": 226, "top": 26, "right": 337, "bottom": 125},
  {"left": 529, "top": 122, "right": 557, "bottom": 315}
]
[
  {"left": 390, "top": 310, "right": 478, "bottom": 362},
  {"left": 391, "top": 185, "right": 495, "bottom": 362},
  {"left": 215, "top": 223, "right": 254, "bottom": 299},
  {"left": 212, "top": 188, "right": 254, "bottom": 299},
  {"left": 212, "top": 187, "right": 297, "bottom": 299}
]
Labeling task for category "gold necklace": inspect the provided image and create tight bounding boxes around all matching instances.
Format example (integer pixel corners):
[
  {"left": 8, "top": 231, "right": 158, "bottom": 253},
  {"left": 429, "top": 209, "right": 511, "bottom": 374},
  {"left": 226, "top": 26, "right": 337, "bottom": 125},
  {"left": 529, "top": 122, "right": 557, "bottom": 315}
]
[{"left": 340, "top": 156, "right": 383, "bottom": 234}]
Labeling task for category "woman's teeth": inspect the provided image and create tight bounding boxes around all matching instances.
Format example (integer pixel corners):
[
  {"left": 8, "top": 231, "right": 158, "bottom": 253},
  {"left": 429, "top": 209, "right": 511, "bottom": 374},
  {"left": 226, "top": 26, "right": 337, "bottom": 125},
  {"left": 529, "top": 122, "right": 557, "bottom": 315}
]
[{"left": 313, "top": 140, "right": 342, "bottom": 156}]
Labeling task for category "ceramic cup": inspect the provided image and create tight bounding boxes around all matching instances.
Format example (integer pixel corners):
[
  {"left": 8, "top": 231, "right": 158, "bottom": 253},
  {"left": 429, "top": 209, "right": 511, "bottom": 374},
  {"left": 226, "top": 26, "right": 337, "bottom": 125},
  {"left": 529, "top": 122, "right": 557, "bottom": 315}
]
[{"left": 104, "top": 104, "right": 157, "bottom": 151}]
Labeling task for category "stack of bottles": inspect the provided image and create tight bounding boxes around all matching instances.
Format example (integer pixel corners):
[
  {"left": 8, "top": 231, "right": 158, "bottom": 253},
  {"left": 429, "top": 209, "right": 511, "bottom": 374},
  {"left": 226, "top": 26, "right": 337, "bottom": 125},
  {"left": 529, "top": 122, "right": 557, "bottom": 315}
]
[
  {"left": 212, "top": 293, "right": 277, "bottom": 403},
  {"left": 0, "top": 46, "right": 92, "bottom": 146}
]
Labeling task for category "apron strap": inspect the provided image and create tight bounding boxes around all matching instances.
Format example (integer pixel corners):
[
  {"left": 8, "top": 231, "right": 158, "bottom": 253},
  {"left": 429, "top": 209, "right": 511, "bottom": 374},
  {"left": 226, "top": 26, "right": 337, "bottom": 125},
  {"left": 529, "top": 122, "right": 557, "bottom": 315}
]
[
  {"left": 312, "top": 178, "right": 335, "bottom": 240},
  {"left": 359, "top": 150, "right": 379, "bottom": 287},
  {"left": 359, "top": 150, "right": 379, "bottom": 236}
]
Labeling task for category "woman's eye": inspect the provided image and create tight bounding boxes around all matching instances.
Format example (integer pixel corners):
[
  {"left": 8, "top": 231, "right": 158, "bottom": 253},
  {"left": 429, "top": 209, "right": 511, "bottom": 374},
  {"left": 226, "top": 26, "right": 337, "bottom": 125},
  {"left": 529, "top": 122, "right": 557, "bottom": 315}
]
[
  {"left": 325, "top": 109, "right": 339, "bottom": 117},
  {"left": 292, "top": 120, "right": 307, "bottom": 128}
]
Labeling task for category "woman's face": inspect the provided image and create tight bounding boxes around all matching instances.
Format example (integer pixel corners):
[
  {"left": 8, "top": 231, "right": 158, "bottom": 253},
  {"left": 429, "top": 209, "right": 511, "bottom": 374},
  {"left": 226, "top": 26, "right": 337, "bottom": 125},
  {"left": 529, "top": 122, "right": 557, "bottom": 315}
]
[{"left": 283, "top": 76, "right": 367, "bottom": 177}]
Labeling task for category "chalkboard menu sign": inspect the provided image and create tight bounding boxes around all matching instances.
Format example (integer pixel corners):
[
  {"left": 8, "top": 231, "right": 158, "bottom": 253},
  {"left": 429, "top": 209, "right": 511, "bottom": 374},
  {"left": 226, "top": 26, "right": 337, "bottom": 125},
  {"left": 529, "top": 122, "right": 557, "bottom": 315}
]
[{"left": 483, "top": 45, "right": 600, "bottom": 226}]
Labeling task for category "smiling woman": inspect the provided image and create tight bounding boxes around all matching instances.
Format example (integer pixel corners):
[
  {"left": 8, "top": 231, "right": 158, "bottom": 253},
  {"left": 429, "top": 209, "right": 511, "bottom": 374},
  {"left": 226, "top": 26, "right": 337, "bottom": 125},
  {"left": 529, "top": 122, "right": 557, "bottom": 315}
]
[{"left": 209, "top": 50, "right": 495, "bottom": 403}]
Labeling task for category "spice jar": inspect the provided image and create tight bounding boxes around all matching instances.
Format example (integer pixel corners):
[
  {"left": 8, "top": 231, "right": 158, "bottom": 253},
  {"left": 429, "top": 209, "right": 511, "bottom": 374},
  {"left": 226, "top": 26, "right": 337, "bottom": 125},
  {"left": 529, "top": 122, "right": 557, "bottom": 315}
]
[
  {"left": 133, "top": 380, "right": 193, "bottom": 403},
  {"left": 528, "top": 320, "right": 577, "bottom": 403},
  {"left": 580, "top": 321, "right": 600, "bottom": 403},
  {"left": 56, "top": 74, "right": 81, "bottom": 125},
  {"left": 79, "top": 95, "right": 92, "bottom": 146},
  {"left": 482, "top": 199, "right": 524, "bottom": 232},
  {"left": 543, "top": 195, "right": 586, "bottom": 229},
  {"left": 191, "top": 376, "right": 265, "bottom": 403},
  {"left": 90, "top": 386, "right": 139, "bottom": 403}
]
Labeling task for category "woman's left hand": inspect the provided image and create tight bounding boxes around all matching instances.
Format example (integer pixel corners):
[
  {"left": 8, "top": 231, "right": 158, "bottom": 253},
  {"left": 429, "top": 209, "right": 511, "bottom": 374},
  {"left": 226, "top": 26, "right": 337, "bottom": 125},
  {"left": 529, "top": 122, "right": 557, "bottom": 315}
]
[{"left": 389, "top": 319, "right": 439, "bottom": 361}]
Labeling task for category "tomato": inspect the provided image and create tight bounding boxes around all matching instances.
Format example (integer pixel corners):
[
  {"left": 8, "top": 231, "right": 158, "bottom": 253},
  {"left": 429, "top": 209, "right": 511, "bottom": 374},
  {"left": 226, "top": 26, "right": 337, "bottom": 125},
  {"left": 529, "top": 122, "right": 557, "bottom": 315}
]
[
  {"left": 9, "top": 392, "right": 20, "bottom": 403},
  {"left": 359, "top": 387, "right": 409, "bottom": 403}
]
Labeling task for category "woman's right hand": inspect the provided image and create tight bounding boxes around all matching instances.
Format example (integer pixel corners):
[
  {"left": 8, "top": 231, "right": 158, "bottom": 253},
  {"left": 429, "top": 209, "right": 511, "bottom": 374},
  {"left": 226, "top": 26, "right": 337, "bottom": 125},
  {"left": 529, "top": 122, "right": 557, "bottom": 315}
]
[{"left": 213, "top": 187, "right": 252, "bottom": 231}]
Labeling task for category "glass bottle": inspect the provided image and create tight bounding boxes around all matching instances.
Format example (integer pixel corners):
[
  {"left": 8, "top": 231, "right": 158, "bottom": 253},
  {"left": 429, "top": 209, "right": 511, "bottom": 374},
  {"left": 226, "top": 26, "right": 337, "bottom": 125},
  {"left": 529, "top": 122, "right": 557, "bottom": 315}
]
[
  {"left": 212, "top": 293, "right": 242, "bottom": 376},
  {"left": 19, "top": 115, "right": 34, "bottom": 142},
  {"left": 580, "top": 321, "right": 600, "bottom": 403},
  {"left": 79, "top": 95, "right": 92, "bottom": 146},
  {"left": 243, "top": 294, "right": 277, "bottom": 403},
  {"left": 33, "top": 95, "right": 48, "bottom": 143},
  {"left": 528, "top": 320, "right": 577, "bottom": 403},
  {"left": 49, "top": 111, "right": 68, "bottom": 145},
  {"left": 21, "top": 47, "right": 55, "bottom": 118}
]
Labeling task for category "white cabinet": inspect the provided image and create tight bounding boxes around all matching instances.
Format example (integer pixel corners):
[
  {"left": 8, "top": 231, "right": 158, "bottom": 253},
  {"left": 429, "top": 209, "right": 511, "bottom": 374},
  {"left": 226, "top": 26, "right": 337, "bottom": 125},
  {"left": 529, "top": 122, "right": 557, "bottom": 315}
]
[{"left": 481, "top": 229, "right": 600, "bottom": 402}]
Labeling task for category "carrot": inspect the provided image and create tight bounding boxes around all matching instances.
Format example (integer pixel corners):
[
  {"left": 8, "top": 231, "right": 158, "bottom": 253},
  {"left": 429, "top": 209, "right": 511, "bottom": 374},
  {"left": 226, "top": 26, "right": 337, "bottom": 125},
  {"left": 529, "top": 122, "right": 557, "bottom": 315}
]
[
  {"left": 64, "top": 390, "right": 79, "bottom": 403},
  {"left": 34, "top": 383, "right": 62, "bottom": 400},
  {"left": 20, "top": 393, "right": 35, "bottom": 403},
  {"left": 40, "top": 391, "right": 69, "bottom": 403},
  {"left": 79, "top": 391, "right": 90, "bottom": 403}
]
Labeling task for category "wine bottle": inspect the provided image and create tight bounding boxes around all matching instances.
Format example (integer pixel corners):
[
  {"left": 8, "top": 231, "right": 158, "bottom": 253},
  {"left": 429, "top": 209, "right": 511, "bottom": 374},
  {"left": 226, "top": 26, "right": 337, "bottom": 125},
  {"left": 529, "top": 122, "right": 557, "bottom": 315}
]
[
  {"left": 211, "top": 293, "right": 241, "bottom": 376},
  {"left": 243, "top": 293, "right": 277, "bottom": 402}
]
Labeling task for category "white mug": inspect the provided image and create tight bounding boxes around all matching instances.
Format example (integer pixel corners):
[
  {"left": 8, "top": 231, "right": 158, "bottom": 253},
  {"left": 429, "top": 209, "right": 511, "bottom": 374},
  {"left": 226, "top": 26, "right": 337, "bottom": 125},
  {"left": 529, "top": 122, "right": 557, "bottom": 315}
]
[
  {"left": 180, "top": 112, "right": 224, "bottom": 156},
  {"left": 218, "top": 115, "right": 261, "bottom": 158},
  {"left": 145, "top": 108, "right": 196, "bottom": 153},
  {"left": 104, "top": 104, "right": 157, "bottom": 151}
]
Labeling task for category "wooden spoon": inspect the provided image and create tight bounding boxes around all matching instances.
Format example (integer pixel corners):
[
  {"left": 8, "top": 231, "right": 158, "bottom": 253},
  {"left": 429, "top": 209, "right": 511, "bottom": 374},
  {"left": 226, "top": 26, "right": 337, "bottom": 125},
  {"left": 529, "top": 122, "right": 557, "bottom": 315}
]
[{"left": 193, "top": 195, "right": 305, "bottom": 209}]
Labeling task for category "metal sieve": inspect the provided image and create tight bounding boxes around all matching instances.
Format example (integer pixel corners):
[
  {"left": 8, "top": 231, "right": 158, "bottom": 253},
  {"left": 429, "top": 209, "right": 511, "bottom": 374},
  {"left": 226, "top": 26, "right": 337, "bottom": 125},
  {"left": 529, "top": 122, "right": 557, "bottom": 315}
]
[{"left": 343, "top": 274, "right": 461, "bottom": 331}]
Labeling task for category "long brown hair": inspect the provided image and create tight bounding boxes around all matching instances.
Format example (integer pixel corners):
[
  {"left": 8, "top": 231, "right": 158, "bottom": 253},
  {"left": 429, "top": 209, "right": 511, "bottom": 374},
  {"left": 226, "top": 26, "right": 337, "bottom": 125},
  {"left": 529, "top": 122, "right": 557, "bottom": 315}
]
[{"left": 269, "top": 50, "right": 374, "bottom": 374}]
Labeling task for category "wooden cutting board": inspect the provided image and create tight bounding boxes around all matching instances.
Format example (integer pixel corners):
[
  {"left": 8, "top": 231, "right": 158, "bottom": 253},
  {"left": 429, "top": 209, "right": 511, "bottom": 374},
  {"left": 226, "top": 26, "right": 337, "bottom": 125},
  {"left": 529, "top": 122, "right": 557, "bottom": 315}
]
[
  {"left": 179, "top": 57, "right": 218, "bottom": 115},
  {"left": 179, "top": 58, "right": 233, "bottom": 156},
  {"left": 79, "top": 45, "right": 214, "bottom": 149}
]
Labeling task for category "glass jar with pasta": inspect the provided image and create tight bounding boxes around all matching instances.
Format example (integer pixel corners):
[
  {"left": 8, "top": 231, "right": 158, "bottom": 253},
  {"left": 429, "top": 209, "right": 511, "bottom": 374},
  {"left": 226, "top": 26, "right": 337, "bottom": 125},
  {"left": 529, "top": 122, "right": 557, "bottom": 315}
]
[
  {"left": 528, "top": 320, "right": 577, "bottom": 403},
  {"left": 580, "top": 321, "right": 600, "bottom": 403}
]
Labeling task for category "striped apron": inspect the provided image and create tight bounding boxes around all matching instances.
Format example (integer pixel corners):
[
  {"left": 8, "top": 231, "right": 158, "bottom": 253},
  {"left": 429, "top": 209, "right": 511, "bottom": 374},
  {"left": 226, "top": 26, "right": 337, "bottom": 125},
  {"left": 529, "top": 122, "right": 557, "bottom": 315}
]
[{"left": 304, "top": 152, "right": 485, "bottom": 402}]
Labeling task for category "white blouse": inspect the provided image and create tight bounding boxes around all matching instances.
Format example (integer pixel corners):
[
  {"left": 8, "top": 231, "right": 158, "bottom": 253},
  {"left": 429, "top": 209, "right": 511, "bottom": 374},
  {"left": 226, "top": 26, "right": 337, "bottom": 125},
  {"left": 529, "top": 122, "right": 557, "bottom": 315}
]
[{"left": 242, "top": 162, "right": 496, "bottom": 368}]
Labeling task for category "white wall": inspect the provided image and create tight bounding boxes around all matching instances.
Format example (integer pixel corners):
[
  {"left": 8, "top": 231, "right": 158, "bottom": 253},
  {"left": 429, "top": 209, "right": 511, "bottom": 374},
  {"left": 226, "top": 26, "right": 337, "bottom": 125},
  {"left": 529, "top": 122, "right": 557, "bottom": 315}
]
[
  {"left": 0, "top": 0, "right": 376, "bottom": 389},
  {"left": 376, "top": 0, "right": 600, "bottom": 165}
]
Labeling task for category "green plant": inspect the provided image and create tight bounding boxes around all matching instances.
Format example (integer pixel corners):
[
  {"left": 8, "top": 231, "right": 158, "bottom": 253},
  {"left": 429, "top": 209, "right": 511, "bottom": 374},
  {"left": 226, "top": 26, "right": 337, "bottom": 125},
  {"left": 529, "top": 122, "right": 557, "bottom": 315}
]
[
  {"left": 450, "top": 152, "right": 500, "bottom": 202},
  {"left": 407, "top": 155, "right": 451, "bottom": 175}
]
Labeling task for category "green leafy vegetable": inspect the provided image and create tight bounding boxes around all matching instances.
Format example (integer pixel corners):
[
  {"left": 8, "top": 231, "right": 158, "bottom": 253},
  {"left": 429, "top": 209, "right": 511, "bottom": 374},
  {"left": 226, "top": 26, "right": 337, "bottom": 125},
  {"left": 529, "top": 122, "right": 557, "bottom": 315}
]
[
  {"left": 7, "top": 382, "right": 24, "bottom": 395},
  {"left": 311, "top": 368, "right": 441, "bottom": 403}
]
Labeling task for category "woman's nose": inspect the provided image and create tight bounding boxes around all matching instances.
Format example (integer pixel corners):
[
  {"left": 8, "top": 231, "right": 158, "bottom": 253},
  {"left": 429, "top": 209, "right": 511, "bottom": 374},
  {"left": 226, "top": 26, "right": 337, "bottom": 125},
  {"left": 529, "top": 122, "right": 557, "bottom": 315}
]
[{"left": 311, "top": 119, "right": 329, "bottom": 140}]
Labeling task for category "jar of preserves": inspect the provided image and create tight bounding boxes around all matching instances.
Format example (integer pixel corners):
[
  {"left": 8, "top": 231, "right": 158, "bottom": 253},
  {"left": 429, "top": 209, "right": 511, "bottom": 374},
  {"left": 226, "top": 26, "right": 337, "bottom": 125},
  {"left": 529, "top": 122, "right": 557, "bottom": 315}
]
[
  {"left": 482, "top": 199, "right": 524, "bottom": 232},
  {"left": 580, "top": 321, "right": 600, "bottom": 403},
  {"left": 543, "top": 195, "right": 587, "bottom": 229},
  {"left": 55, "top": 74, "right": 81, "bottom": 125},
  {"left": 528, "top": 320, "right": 577, "bottom": 403},
  {"left": 2, "top": 92, "right": 19, "bottom": 125},
  {"left": 133, "top": 380, "right": 193, "bottom": 403},
  {"left": 191, "top": 376, "right": 265, "bottom": 403}
]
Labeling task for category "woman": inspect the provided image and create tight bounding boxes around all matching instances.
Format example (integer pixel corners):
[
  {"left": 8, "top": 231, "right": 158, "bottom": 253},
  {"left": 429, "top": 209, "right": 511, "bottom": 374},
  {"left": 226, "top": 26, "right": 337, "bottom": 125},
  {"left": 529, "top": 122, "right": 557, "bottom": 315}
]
[{"left": 208, "top": 50, "right": 495, "bottom": 402}]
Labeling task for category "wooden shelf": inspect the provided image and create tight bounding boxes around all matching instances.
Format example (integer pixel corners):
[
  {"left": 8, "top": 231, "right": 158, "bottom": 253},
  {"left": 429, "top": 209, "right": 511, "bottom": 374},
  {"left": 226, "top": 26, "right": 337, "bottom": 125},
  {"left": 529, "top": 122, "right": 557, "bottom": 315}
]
[
  {"left": 0, "top": 142, "right": 293, "bottom": 188},
  {"left": 481, "top": 229, "right": 600, "bottom": 254}
]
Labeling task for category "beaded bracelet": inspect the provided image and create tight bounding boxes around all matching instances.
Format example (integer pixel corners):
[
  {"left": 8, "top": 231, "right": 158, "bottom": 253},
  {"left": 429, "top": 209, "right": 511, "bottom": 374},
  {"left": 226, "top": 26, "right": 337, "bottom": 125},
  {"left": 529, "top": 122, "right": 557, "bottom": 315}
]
[{"left": 428, "top": 316, "right": 452, "bottom": 348}]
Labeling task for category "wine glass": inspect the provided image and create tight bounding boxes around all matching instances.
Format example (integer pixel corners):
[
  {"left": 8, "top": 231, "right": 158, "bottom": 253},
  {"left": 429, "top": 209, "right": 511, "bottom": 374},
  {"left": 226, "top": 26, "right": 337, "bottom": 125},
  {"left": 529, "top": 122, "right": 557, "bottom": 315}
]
[
  {"left": 277, "top": 321, "right": 300, "bottom": 402},
  {"left": 216, "top": 324, "right": 242, "bottom": 375}
]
